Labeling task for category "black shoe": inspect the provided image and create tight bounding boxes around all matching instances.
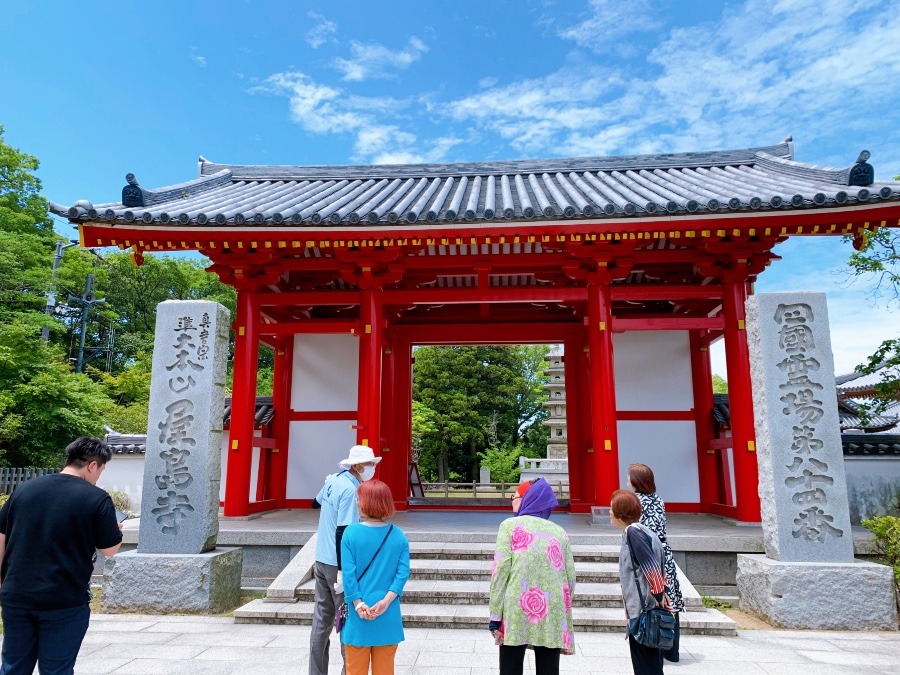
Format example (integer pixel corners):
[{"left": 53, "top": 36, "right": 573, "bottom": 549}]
[{"left": 664, "top": 655, "right": 680, "bottom": 663}]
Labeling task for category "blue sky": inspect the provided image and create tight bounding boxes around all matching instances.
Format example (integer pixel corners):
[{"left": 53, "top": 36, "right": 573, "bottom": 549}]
[{"left": 2, "top": 0, "right": 898, "bottom": 375}]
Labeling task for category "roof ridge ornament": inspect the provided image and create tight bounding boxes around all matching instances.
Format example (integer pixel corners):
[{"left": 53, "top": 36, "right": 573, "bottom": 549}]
[
  {"left": 848, "top": 150, "right": 873, "bottom": 187},
  {"left": 122, "top": 173, "right": 146, "bottom": 208}
]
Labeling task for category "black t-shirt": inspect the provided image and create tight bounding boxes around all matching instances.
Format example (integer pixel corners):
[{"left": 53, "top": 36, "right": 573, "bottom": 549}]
[{"left": 0, "top": 473, "right": 122, "bottom": 610}]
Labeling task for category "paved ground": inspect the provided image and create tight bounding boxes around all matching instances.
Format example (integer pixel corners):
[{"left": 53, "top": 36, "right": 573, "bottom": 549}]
[{"left": 14, "top": 614, "right": 896, "bottom": 675}]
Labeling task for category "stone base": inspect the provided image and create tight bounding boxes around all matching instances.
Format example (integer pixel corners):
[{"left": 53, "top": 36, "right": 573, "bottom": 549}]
[
  {"left": 103, "top": 547, "right": 243, "bottom": 614},
  {"left": 590, "top": 506, "right": 611, "bottom": 525},
  {"left": 736, "top": 554, "right": 898, "bottom": 630}
]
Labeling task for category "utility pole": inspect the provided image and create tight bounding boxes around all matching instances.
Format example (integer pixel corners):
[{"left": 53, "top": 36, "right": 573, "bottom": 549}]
[
  {"left": 42, "top": 240, "right": 78, "bottom": 341},
  {"left": 69, "top": 273, "right": 106, "bottom": 373}
]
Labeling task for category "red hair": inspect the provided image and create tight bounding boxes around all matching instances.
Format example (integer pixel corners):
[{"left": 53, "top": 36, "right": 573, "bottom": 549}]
[
  {"left": 611, "top": 489, "right": 642, "bottom": 525},
  {"left": 357, "top": 479, "right": 395, "bottom": 520}
]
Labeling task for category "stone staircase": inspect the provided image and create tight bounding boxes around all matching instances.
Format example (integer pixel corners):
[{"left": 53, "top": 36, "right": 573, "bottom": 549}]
[{"left": 235, "top": 536, "right": 737, "bottom": 635}]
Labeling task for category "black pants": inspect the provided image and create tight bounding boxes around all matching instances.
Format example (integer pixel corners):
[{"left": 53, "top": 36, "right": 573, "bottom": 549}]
[
  {"left": 499, "top": 644, "right": 560, "bottom": 675},
  {"left": 664, "top": 612, "right": 680, "bottom": 662},
  {"left": 628, "top": 634, "right": 664, "bottom": 675},
  {"left": 0, "top": 603, "right": 90, "bottom": 675}
]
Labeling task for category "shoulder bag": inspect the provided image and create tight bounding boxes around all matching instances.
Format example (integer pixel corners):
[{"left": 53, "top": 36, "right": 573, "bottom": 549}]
[
  {"left": 334, "top": 524, "right": 394, "bottom": 633},
  {"left": 625, "top": 526, "right": 676, "bottom": 650}
]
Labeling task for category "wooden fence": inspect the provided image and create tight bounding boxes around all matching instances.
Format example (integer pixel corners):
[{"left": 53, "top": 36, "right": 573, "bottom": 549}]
[{"left": 0, "top": 467, "right": 61, "bottom": 495}]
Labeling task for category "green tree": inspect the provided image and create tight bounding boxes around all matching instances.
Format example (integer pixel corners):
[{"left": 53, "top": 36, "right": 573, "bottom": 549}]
[
  {"left": 845, "top": 191, "right": 900, "bottom": 418},
  {"left": 411, "top": 345, "right": 549, "bottom": 482},
  {"left": 712, "top": 374, "right": 728, "bottom": 394}
]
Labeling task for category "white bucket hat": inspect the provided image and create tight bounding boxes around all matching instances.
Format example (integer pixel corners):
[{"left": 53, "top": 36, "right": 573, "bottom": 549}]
[{"left": 338, "top": 445, "right": 383, "bottom": 469}]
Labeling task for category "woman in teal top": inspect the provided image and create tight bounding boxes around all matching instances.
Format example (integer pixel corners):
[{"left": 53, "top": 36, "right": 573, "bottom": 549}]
[{"left": 340, "top": 479, "right": 410, "bottom": 675}]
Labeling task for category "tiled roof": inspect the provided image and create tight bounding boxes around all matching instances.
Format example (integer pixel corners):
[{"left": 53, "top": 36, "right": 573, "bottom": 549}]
[
  {"left": 51, "top": 142, "right": 900, "bottom": 228},
  {"left": 103, "top": 396, "right": 274, "bottom": 454},
  {"left": 842, "top": 433, "right": 900, "bottom": 456},
  {"left": 838, "top": 399, "right": 900, "bottom": 433},
  {"left": 836, "top": 365, "right": 900, "bottom": 396}
]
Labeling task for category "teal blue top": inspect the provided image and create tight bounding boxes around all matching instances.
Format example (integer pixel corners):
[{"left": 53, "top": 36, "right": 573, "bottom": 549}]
[
  {"left": 313, "top": 470, "right": 360, "bottom": 566},
  {"left": 340, "top": 522, "right": 410, "bottom": 647}
]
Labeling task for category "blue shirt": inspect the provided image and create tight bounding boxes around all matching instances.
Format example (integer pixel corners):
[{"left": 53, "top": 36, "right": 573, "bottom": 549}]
[
  {"left": 340, "top": 523, "right": 410, "bottom": 647},
  {"left": 314, "top": 470, "right": 360, "bottom": 566}
]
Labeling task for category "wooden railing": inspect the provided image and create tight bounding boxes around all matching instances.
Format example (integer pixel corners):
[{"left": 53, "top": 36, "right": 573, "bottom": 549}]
[
  {"left": 420, "top": 480, "right": 570, "bottom": 500},
  {"left": 0, "top": 467, "right": 61, "bottom": 494}
]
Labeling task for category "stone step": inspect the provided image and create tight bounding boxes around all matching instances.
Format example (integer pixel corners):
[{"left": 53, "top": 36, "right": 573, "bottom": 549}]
[
  {"left": 408, "top": 558, "right": 620, "bottom": 582},
  {"left": 295, "top": 579, "right": 633, "bottom": 607},
  {"left": 234, "top": 599, "right": 736, "bottom": 635},
  {"left": 408, "top": 542, "right": 620, "bottom": 562}
]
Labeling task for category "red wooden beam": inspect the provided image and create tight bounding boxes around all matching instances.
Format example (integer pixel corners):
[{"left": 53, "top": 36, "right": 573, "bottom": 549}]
[
  {"left": 610, "top": 285, "right": 722, "bottom": 300},
  {"left": 392, "top": 322, "right": 583, "bottom": 344},
  {"left": 258, "top": 320, "right": 361, "bottom": 335},
  {"left": 613, "top": 317, "right": 725, "bottom": 330},
  {"left": 257, "top": 291, "right": 361, "bottom": 307},
  {"left": 383, "top": 287, "right": 588, "bottom": 305}
]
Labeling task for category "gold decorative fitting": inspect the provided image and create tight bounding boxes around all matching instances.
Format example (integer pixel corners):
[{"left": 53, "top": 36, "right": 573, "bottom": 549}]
[
  {"left": 598, "top": 321, "right": 607, "bottom": 331},
  {"left": 738, "top": 319, "right": 745, "bottom": 330},
  {"left": 238, "top": 326, "right": 246, "bottom": 336},
  {"left": 604, "top": 440, "right": 612, "bottom": 451},
  {"left": 365, "top": 324, "right": 372, "bottom": 334},
  {"left": 747, "top": 440, "right": 756, "bottom": 452},
  {"left": 231, "top": 440, "right": 239, "bottom": 450}
]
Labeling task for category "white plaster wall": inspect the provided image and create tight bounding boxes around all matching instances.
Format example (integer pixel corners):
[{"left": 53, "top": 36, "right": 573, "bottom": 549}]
[
  {"left": 292, "top": 333, "right": 359, "bottom": 411},
  {"left": 287, "top": 420, "right": 358, "bottom": 498},
  {"left": 218, "top": 430, "right": 261, "bottom": 503},
  {"left": 287, "top": 333, "right": 360, "bottom": 499},
  {"left": 617, "top": 421, "right": 700, "bottom": 503},
  {"left": 97, "top": 455, "right": 145, "bottom": 511},
  {"left": 844, "top": 456, "right": 900, "bottom": 524},
  {"left": 614, "top": 331, "right": 694, "bottom": 410}
]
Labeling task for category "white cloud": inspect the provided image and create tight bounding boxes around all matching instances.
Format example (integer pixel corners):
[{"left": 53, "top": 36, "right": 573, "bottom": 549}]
[
  {"left": 305, "top": 11, "right": 337, "bottom": 49},
  {"left": 333, "top": 37, "right": 428, "bottom": 82},
  {"left": 557, "top": 0, "right": 663, "bottom": 52},
  {"left": 189, "top": 47, "right": 207, "bottom": 67}
]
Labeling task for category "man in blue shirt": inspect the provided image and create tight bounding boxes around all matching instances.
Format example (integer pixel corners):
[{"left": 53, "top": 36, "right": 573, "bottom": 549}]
[{"left": 309, "top": 445, "right": 380, "bottom": 675}]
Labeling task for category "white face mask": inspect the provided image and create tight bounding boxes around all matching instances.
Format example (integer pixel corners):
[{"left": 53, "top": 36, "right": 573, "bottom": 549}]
[{"left": 359, "top": 465, "right": 376, "bottom": 482}]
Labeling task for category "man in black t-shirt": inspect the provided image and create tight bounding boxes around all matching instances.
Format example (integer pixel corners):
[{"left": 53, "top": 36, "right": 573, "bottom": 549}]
[{"left": 0, "top": 436, "right": 123, "bottom": 675}]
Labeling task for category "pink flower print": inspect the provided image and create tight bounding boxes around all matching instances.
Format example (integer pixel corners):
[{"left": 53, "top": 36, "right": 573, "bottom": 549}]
[
  {"left": 510, "top": 526, "right": 536, "bottom": 553},
  {"left": 562, "top": 583, "right": 572, "bottom": 612},
  {"left": 563, "top": 629, "right": 574, "bottom": 652},
  {"left": 492, "top": 551, "right": 501, "bottom": 577},
  {"left": 546, "top": 538, "right": 564, "bottom": 570},
  {"left": 519, "top": 586, "right": 550, "bottom": 624}
]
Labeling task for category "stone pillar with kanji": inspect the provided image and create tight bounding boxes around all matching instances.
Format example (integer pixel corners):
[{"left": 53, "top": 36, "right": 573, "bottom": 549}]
[
  {"left": 738, "top": 292, "right": 897, "bottom": 630},
  {"left": 103, "top": 300, "right": 242, "bottom": 614}
]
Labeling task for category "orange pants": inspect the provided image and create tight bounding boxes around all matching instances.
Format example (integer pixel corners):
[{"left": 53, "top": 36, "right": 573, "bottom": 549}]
[{"left": 345, "top": 644, "right": 399, "bottom": 675}]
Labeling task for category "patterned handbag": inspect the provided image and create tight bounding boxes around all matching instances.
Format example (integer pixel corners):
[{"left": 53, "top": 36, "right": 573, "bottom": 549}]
[
  {"left": 626, "top": 529, "right": 676, "bottom": 650},
  {"left": 333, "top": 525, "right": 394, "bottom": 633}
]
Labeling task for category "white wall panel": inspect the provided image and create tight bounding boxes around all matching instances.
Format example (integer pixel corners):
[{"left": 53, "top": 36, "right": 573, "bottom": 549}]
[
  {"left": 292, "top": 334, "right": 359, "bottom": 411},
  {"left": 617, "top": 421, "right": 700, "bottom": 503},
  {"left": 287, "top": 420, "right": 358, "bottom": 499},
  {"left": 614, "top": 331, "right": 693, "bottom": 411}
]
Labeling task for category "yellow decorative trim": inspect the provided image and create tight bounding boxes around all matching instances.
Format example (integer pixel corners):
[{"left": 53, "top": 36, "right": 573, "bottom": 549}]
[
  {"left": 238, "top": 326, "right": 246, "bottom": 336},
  {"left": 604, "top": 440, "right": 612, "bottom": 451},
  {"left": 738, "top": 319, "right": 745, "bottom": 330},
  {"left": 231, "top": 440, "right": 239, "bottom": 450},
  {"left": 251, "top": 241, "right": 257, "bottom": 248},
  {"left": 598, "top": 321, "right": 606, "bottom": 331},
  {"left": 365, "top": 324, "right": 372, "bottom": 334},
  {"left": 701, "top": 230, "right": 710, "bottom": 237},
  {"left": 747, "top": 440, "right": 756, "bottom": 452},
  {"left": 587, "top": 447, "right": 594, "bottom": 453}
]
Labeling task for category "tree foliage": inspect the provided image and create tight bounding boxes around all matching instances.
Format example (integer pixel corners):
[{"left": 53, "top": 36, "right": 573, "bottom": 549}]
[
  {"left": 712, "top": 374, "right": 728, "bottom": 394},
  {"left": 845, "top": 185, "right": 900, "bottom": 419},
  {"left": 411, "top": 345, "right": 549, "bottom": 483}
]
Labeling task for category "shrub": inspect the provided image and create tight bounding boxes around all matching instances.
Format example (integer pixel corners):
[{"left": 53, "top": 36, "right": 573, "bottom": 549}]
[
  {"left": 862, "top": 510, "right": 900, "bottom": 611},
  {"left": 106, "top": 490, "right": 131, "bottom": 513},
  {"left": 0, "top": 494, "right": 8, "bottom": 509}
]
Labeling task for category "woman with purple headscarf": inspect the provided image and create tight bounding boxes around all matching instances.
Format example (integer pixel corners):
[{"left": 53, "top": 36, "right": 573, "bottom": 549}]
[{"left": 488, "top": 478, "right": 576, "bottom": 675}]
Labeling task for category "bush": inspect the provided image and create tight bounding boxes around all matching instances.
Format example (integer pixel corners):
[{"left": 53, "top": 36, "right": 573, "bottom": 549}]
[
  {"left": 0, "top": 493, "right": 8, "bottom": 509},
  {"left": 106, "top": 490, "right": 131, "bottom": 513},
  {"left": 862, "top": 511, "right": 900, "bottom": 611}
]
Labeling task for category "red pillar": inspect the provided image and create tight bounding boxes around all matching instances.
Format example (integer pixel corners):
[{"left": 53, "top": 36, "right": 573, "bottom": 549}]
[
  {"left": 722, "top": 277, "right": 760, "bottom": 522},
  {"left": 269, "top": 337, "right": 293, "bottom": 507},
  {"left": 389, "top": 339, "right": 412, "bottom": 510},
  {"left": 587, "top": 278, "right": 620, "bottom": 506},
  {"left": 357, "top": 288, "right": 384, "bottom": 451},
  {"left": 690, "top": 331, "right": 718, "bottom": 510},
  {"left": 563, "top": 334, "right": 583, "bottom": 508},
  {"left": 224, "top": 290, "right": 259, "bottom": 517}
]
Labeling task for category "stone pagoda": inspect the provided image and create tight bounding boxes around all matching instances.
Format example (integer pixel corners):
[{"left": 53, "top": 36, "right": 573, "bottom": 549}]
[{"left": 519, "top": 346, "right": 570, "bottom": 494}]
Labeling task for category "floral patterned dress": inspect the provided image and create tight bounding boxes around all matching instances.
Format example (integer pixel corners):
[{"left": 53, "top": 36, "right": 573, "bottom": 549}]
[
  {"left": 637, "top": 491, "right": 684, "bottom": 612},
  {"left": 489, "top": 515, "right": 577, "bottom": 654}
]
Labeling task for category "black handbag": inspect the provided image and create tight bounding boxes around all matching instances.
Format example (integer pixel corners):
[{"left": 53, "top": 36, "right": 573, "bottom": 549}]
[
  {"left": 625, "top": 527, "right": 676, "bottom": 650},
  {"left": 334, "top": 524, "right": 394, "bottom": 633}
]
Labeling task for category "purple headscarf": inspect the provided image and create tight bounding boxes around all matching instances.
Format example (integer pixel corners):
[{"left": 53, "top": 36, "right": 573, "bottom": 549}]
[{"left": 517, "top": 478, "right": 559, "bottom": 519}]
